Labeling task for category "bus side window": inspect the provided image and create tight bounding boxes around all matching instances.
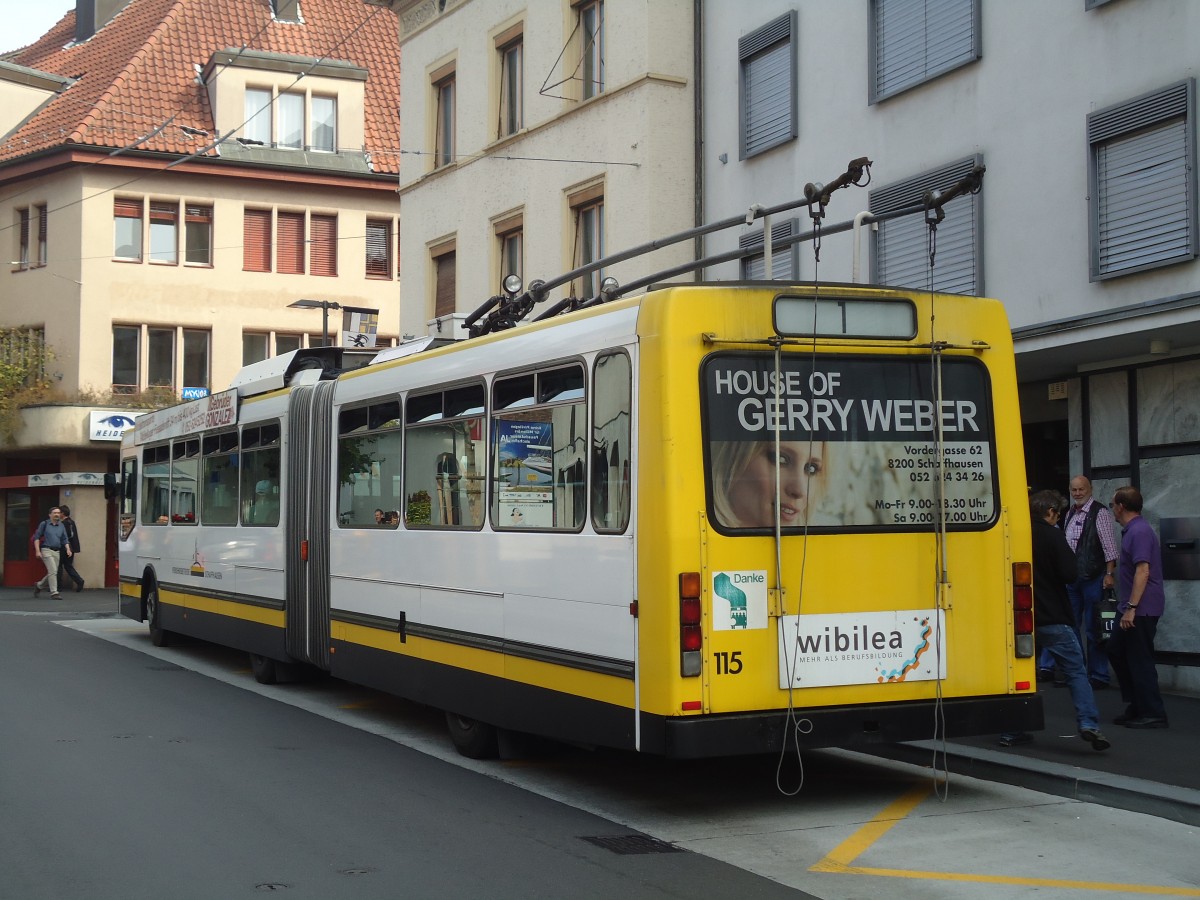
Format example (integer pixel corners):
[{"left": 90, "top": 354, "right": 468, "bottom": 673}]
[{"left": 591, "top": 351, "right": 631, "bottom": 533}]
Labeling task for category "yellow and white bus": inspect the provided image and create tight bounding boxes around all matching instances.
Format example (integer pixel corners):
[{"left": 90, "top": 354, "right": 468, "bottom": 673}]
[{"left": 116, "top": 278, "right": 1041, "bottom": 758}]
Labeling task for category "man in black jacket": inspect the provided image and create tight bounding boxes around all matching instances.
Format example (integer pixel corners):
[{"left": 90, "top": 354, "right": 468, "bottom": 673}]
[
  {"left": 1001, "top": 491, "right": 1110, "bottom": 751},
  {"left": 58, "top": 504, "right": 85, "bottom": 593}
]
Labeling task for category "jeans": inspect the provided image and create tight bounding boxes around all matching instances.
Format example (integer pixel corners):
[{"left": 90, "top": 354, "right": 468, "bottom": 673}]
[
  {"left": 1036, "top": 624, "right": 1100, "bottom": 732},
  {"left": 1106, "top": 615, "right": 1166, "bottom": 720},
  {"left": 1067, "top": 574, "right": 1110, "bottom": 683},
  {"left": 1038, "top": 574, "right": 1109, "bottom": 683}
]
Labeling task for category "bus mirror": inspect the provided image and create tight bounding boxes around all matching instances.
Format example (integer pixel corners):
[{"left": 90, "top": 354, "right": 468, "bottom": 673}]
[{"left": 103, "top": 472, "right": 120, "bottom": 499}]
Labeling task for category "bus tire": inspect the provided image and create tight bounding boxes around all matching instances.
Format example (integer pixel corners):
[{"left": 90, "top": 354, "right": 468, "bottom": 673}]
[
  {"left": 147, "top": 587, "right": 170, "bottom": 647},
  {"left": 444, "top": 711, "right": 499, "bottom": 759},
  {"left": 249, "top": 653, "right": 279, "bottom": 685}
]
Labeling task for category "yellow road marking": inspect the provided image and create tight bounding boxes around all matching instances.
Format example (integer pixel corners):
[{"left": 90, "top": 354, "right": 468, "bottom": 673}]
[{"left": 812, "top": 782, "right": 1200, "bottom": 896}]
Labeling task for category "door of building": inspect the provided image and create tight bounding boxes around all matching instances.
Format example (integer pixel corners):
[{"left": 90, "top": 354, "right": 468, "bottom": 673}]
[{"left": 3, "top": 488, "right": 61, "bottom": 587}]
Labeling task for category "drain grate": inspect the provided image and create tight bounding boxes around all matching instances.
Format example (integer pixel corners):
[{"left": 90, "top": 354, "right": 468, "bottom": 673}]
[{"left": 580, "top": 835, "right": 684, "bottom": 855}]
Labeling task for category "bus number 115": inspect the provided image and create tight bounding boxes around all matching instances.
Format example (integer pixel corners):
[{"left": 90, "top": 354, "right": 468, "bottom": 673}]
[{"left": 713, "top": 651, "right": 743, "bottom": 675}]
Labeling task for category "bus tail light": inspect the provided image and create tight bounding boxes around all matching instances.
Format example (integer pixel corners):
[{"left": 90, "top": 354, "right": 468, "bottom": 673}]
[
  {"left": 680, "top": 572, "right": 702, "bottom": 677},
  {"left": 1013, "top": 562, "right": 1034, "bottom": 658}
]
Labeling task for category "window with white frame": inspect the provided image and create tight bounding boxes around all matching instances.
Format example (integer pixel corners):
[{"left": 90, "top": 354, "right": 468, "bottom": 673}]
[
  {"left": 244, "top": 88, "right": 272, "bottom": 144},
  {"left": 497, "top": 29, "right": 523, "bottom": 138},
  {"left": 569, "top": 186, "right": 604, "bottom": 298},
  {"left": 114, "top": 198, "right": 144, "bottom": 261},
  {"left": 185, "top": 205, "right": 213, "bottom": 266},
  {"left": 243, "top": 331, "right": 308, "bottom": 365},
  {"left": 278, "top": 92, "right": 304, "bottom": 149},
  {"left": 1088, "top": 79, "right": 1197, "bottom": 280},
  {"left": 870, "top": 155, "right": 983, "bottom": 296},
  {"left": 15, "top": 207, "right": 45, "bottom": 270},
  {"left": 312, "top": 95, "right": 337, "bottom": 152},
  {"left": 576, "top": 0, "right": 604, "bottom": 100},
  {"left": 739, "top": 219, "right": 799, "bottom": 280},
  {"left": 113, "top": 325, "right": 210, "bottom": 394},
  {"left": 433, "top": 63, "right": 456, "bottom": 168},
  {"left": 149, "top": 202, "right": 179, "bottom": 264},
  {"left": 869, "top": 0, "right": 980, "bottom": 104},
  {"left": 366, "top": 219, "right": 393, "bottom": 279},
  {"left": 738, "top": 11, "right": 797, "bottom": 160}
]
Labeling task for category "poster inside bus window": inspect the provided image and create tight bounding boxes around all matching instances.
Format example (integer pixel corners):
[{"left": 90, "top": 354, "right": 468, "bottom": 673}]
[
  {"left": 495, "top": 419, "right": 555, "bottom": 526},
  {"left": 703, "top": 354, "right": 996, "bottom": 530}
]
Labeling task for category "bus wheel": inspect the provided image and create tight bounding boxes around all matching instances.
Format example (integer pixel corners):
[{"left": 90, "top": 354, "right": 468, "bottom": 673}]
[
  {"left": 249, "top": 654, "right": 279, "bottom": 685},
  {"left": 147, "top": 588, "right": 170, "bottom": 647},
  {"left": 444, "top": 711, "right": 499, "bottom": 759}
]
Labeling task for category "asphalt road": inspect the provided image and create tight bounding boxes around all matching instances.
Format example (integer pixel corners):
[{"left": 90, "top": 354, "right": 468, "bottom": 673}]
[
  {"left": 0, "top": 608, "right": 811, "bottom": 900},
  {"left": 7, "top": 592, "right": 1200, "bottom": 899}
]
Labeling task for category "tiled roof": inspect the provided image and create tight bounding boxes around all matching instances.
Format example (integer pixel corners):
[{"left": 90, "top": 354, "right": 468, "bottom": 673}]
[{"left": 0, "top": 0, "right": 400, "bottom": 173}]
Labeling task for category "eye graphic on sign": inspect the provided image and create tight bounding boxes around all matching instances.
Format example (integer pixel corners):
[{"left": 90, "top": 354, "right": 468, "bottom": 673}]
[{"left": 100, "top": 415, "right": 136, "bottom": 429}]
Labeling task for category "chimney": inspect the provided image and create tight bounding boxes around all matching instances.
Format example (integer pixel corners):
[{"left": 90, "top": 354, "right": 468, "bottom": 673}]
[
  {"left": 273, "top": 0, "right": 301, "bottom": 23},
  {"left": 75, "top": 0, "right": 134, "bottom": 42}
]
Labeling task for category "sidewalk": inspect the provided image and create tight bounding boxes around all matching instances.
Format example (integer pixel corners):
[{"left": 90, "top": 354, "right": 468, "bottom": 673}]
[
  {"left": 870, "top": 678, "right": 1200, "bottom": 826},
  {"left": 5, "top": 585, "right": 1199, "bottom": 824}
]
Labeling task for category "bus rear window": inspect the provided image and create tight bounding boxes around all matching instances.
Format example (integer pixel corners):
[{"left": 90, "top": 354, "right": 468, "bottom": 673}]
[{"left": 702, "top": 353, "right": 997, "bottom": 532}]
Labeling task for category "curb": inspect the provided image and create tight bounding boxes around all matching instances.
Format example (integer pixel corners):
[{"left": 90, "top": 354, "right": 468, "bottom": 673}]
[{"left": 869, "top": 740, "right": 1200, "bottom": 827}]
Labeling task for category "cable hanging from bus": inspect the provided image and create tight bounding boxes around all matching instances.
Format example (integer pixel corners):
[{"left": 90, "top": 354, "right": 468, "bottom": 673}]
[{"left": 113, "top": 156, "right": 1040, "bottom": 763}]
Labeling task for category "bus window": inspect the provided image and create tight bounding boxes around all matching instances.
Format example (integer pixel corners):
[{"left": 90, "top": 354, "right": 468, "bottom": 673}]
[
  {"left": 338, "top": 401, "right": 403, "bottom": 528},
  {"left": 702, "top": 353, "right": 996, "bottom": 532},
  {"left": 404, "top": 384, "right": 486, "bottom": 529},
  {"left": 591, "top": 351, "right": 631, "bottom": 533},
  {"left": 493, "top": 363, "right": 586, "bottom": 531},
  {"left": 241, "top": 423, "right": 281, "bottom": 526},
  {"left": 140, "top": 444, "right": 170, "bottom": 525},
  {"left": 201, "top": 431, "right": 239, "bottom": 526},
  {"left": 171, "top": 439, "right": 199, "bottom": 524},
  {"left": 120, "top": 456, "right": 137, "bottom": 540}
]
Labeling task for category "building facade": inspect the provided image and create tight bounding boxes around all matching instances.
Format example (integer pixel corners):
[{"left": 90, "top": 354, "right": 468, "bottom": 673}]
[
  {"left": 699, "top": 0, "right": 1200, "bottom": 684},
  {"left": 368, "top": 0, "right": 696, "bottom": 337},
  {"left": 0, "top": 0, "right": 402, "bottom": 588}
]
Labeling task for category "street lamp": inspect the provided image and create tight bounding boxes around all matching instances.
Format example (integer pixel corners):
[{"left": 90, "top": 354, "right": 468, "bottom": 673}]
[{"left": 287, "top": 298, "right": 341, "bottom": 347}]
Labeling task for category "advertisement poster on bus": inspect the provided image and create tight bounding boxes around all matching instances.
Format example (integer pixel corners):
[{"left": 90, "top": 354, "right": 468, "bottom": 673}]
[
  {"left": 495, "top": 420, "right": 554, "bottom": 526},
  {"left": 703, "top": 354, "right": 995, "bottom": 530},
  {"left": 778, "top": 609, "right": 948, "bottom": 688}
]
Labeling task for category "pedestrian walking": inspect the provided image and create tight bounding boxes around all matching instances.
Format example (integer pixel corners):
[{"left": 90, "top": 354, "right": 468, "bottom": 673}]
[
  {"left": 1107, "top": 485, "right": 1169, "bottom": 729},
  {"left": 1001, "top": 490, "right": 1110, "bottom": 751},
  {"left": 58, "top": 504, "right": 85, "bottom": 592},
  {"left": 32, "top": 507, "right": 71, "bottom": 600}
]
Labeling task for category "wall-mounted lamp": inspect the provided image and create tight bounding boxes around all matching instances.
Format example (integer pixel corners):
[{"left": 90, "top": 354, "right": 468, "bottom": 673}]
[{"left": 1150, "top": 339, "right": 1171, "bottom": 355}]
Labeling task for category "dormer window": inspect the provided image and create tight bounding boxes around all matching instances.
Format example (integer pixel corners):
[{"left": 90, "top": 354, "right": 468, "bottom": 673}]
[
  {"left": 243, "top": 87, "right": 338, "bottom": 152},
  {"left": 203, "top": 49, "right": 364, "bottom": 168}
]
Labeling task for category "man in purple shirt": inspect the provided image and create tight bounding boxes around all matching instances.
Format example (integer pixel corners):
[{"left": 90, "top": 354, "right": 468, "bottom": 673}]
[{"left": 1107, "top": 485, "right": 1168, "bottom": 728}]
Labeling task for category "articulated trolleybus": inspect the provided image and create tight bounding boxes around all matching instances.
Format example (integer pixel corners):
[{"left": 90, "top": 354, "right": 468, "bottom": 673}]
[{"left": 117, "top": 199, "right": 1041, "bottom": 760}]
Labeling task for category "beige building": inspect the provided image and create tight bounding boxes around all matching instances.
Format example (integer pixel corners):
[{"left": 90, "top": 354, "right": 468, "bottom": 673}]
[
  {"left": 367, "top": 0, "right": 696, "bottom": 338},
  {"left": 0, "top": 0, "right": 401, "bottom": 589}
]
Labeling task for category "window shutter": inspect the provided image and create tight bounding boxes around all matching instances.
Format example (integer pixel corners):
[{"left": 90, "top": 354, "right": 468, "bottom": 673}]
[
  {"left": 277, "top": 211, "right": 305, "bottom": 274},
  {"left": 114, "top": 198, "right": 143, "bottom": 219},
  {"left": 739, "top": 12, "right": 795, "bottom": 159},
  {"left": 872, "top": 0, "right": 979, "bottom": 103},
  {"left": 1089, "top": 81, "right": 1195, "bottom": 278},
  {"left": 243, "top": 208, "right": 272, "bottom": 272},
  {"left": 366, "top": 220, "right": 391, "bottom": 278},
  {"left": 870, "top": 156, "right": 981, "bottom": 295},
  {"left": 18, "top": 208, "right": 29, "bottom": 266},
  {"left": 310, "top": 214, "right": 337, "bottom": 277},
  {"left": 739, "top": 219, "right": 798, "bottom": 279},
  {"left": 434, "top": 251, "right": 456, "bottom": 318}
]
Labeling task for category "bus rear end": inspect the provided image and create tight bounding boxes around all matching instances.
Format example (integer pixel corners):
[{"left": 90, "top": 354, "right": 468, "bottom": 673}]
[{"left": 635, "top": 284, "right": 1042, "bottom": 757}]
